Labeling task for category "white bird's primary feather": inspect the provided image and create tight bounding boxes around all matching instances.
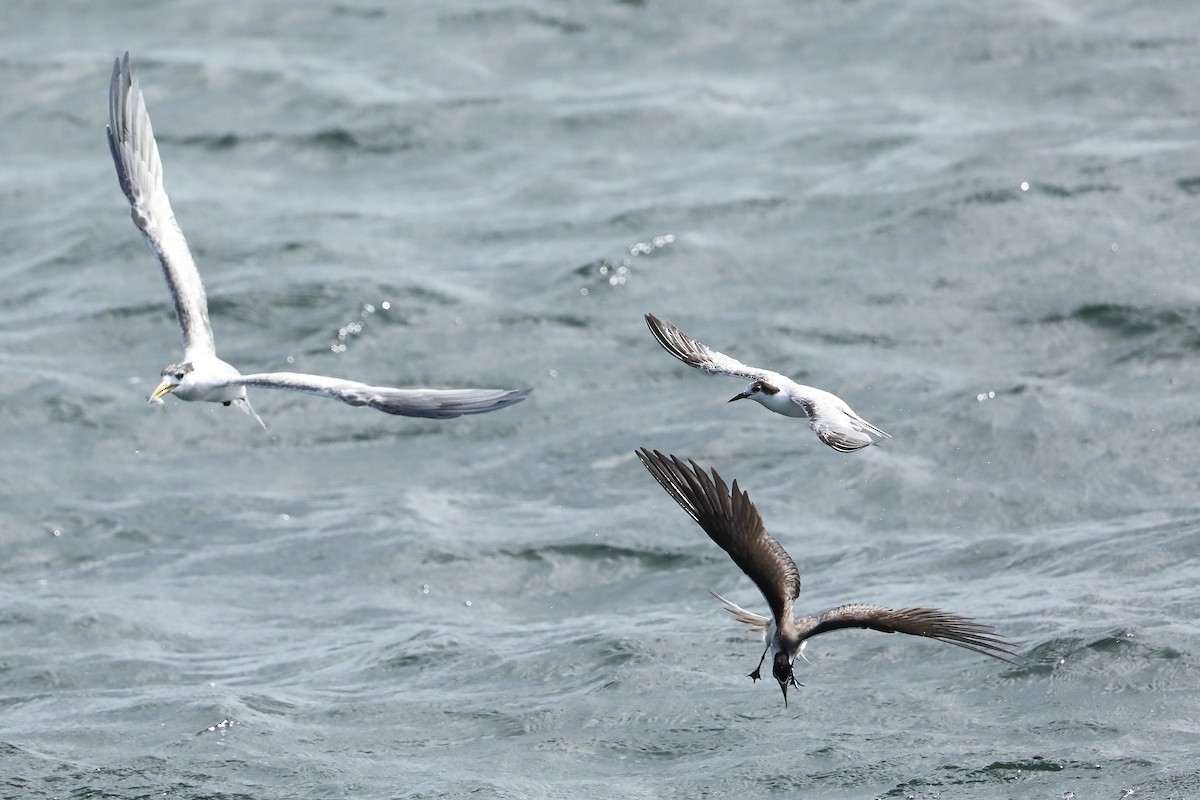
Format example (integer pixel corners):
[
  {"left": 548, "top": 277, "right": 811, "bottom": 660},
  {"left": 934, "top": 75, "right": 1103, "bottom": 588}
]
[
  {"left": 234, "top": 373, "right": 531, "bottom": 420},
  {"left": 106, "top": 52, "right": 529, "bottom": 429},
  {"left": 644, "top": 313, "right": 889, "bottom": 453}
]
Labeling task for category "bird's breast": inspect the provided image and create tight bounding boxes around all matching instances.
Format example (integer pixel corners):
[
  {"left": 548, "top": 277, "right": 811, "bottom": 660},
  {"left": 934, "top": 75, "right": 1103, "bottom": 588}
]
[{"left": 756, "top": 393, "right": 810, "bottom": 418}]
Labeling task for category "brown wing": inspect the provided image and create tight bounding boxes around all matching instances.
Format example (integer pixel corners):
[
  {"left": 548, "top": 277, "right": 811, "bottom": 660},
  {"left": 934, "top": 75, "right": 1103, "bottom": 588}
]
[
  {"left": 802, "top": 603, "right": 1020, "bottom": 664},
  {"left": 636, "top": 448, "right": 801, "bottom": 625}
]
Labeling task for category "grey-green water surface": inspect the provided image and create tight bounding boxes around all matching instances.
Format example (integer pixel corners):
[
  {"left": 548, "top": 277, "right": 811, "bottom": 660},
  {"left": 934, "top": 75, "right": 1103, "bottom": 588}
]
[{"left": 3, "top": 1, "right": 1200, "bottom": 797}]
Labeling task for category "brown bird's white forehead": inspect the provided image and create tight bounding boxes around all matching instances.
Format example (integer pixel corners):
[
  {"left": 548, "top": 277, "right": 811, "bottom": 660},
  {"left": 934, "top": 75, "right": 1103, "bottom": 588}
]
[
  {"left": 162, "top": 362, "right": 194, "bottom": 377},
  {"left": 753, "top": 380, "right": 780, "bottom": 395}
]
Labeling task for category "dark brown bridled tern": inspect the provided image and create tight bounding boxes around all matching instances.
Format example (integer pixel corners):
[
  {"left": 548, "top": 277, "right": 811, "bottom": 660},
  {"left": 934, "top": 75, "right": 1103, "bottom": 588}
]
[
  {"left": 644, "top": 314, "right": 888, "bottom": 453},
  {"left": 636, "top": 448, "right": 1019, "bottom": 706},
  {"left": 107, "top": 52, "right": 529, "bottom": 431}
]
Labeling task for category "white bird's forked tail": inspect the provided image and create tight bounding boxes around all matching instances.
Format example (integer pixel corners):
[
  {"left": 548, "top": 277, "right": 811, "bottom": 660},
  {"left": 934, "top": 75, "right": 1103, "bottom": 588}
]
[
  {"left": 710, "top": 591, "right": 771, "bottom": 634},
  {"left": 233, "top": 397, "right": 270, "bottom": 434}
]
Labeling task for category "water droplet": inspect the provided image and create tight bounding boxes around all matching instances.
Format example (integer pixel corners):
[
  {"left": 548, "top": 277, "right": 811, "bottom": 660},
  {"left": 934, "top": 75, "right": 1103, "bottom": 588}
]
[
  {"left": 464, "top": 600, "right": 472, "bottom": 607},
  {"left": 421, "top": 583, "right": 430, "bottom": 595},
  {"left": 1020, "top": 181, "right": 1029, "bottom": 191}
]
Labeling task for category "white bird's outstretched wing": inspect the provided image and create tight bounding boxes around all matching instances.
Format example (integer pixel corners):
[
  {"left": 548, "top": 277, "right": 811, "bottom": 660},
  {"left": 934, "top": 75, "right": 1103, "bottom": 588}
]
[
  {"left": 233, "top": 372, "right": 531, "bottom": 419},
  {"left": 108, "top": 52, "right": 216, "bottom": 360},
  {"left": 793, "top": 387, "right": 892, "bottom": 453},
  {"left": 645, "top": 314, "right": 775, "bottom": 382}
]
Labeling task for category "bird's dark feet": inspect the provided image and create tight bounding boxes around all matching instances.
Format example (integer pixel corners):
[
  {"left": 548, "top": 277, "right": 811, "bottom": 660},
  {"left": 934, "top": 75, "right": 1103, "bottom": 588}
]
[
  {"left": 222, "top": 401, "right": 231, "bottom": 406},
  {"left": 749, "top": 668, "right": 762, "bottom": 682}
]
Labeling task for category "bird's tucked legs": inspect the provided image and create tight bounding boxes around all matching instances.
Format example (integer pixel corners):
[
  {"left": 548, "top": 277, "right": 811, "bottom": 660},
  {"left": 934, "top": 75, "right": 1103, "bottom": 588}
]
[{"left": 749, "top": 644, "right": 769, "bottom": 682}]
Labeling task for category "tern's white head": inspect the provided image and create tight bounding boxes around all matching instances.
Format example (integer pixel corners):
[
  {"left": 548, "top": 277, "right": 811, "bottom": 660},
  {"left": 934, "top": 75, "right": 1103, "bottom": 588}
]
[
  {"left": 728, "top": 379, "right": 781, "bottom": 408},
  {"left": 149, "top": 362, "right": 192, "bottom": 403}
]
